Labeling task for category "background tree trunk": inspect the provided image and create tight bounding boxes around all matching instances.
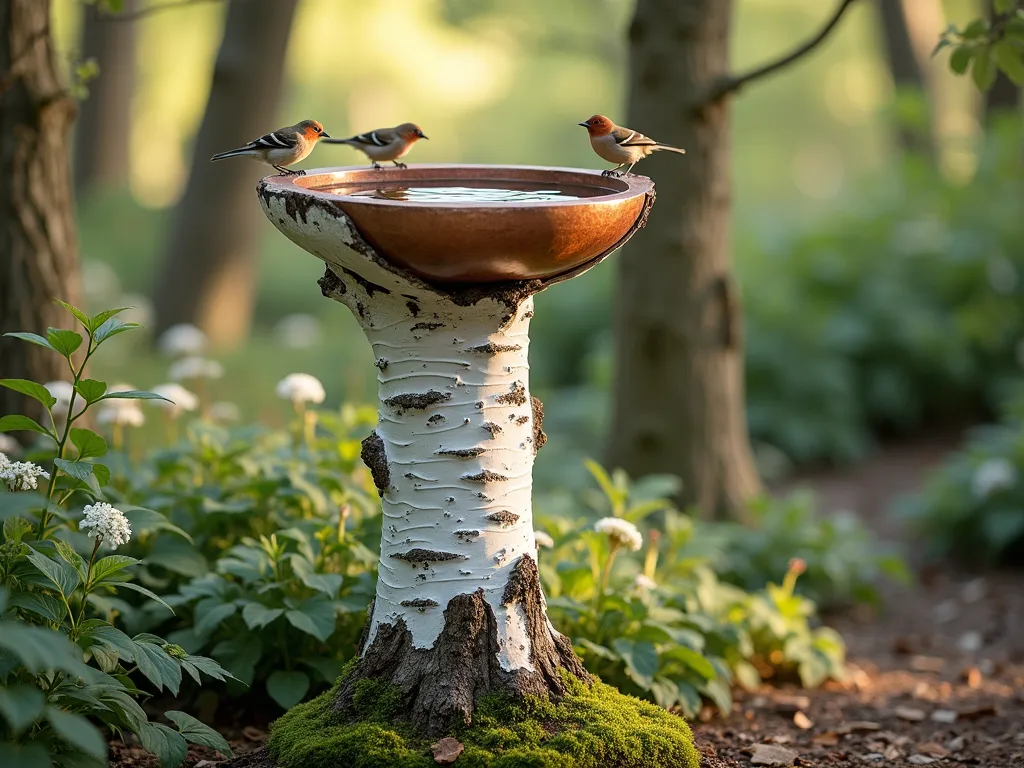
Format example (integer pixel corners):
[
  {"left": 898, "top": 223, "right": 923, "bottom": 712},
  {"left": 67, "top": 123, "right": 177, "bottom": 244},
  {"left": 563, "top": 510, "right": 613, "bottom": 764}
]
[
  {"left": 151, "top": 0, "right": 299, "bottom": 348},
  {"left": 876, "top": 0, "right": 933, "bottom": 155},
  {"left": 73, "top": 0, "right": 135, "bottom": 194},
  {"left": 608, "top": 0, "right": 762, "bottom": 520},
  {"left": 0, "top": 0, "right": 81, "bottom": 426}
]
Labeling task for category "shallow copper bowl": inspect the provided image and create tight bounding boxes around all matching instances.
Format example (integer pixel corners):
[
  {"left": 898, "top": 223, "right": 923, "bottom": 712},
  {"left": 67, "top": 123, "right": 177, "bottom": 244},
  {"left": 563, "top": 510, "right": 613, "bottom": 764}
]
[{"left": 259, "top": 164, "right": 654, "bottom": 283}]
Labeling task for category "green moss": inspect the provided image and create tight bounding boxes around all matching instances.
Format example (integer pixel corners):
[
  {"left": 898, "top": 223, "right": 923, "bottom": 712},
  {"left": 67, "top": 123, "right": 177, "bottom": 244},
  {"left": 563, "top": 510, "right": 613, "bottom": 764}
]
[{"left": 267, "top": 673, "right": 699, "bottom": 768}]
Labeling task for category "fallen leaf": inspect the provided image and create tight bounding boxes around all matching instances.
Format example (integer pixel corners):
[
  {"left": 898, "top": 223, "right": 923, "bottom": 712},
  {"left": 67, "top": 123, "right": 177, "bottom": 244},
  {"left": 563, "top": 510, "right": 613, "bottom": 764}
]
[
  {"left": 242, "top": 726, "right": 267, "bottom": 742},
  {"left": 895, "top": 707, "right": 926, "bottom": 722},
  {"left": 958, "top": 703, "right": 998, "bottom": 720},
  {"left": 930, "top": 709, "right": 957, "bottom": 724},
  {"left": 772, "top": 695, "right": 810, "bottom": 714},
  {"left": 917, "top": 742, "right": 949, "bottom": 757},
  {"left": 792, "top": 711, "right": 813, "bottom": 730},
  {"left": 750, "top": 743, "right": 798, "bottom": 766},
  {"left": 837, "top": 721, "right": 882, "bottom": 735},
  {"left": 812, "top": 732, "right": 839, "bottom": 746},
  {"left": 947, "top": 735, "right": 966, "bottom": 752},
  {"left": 908, "top": 755, "right": 936, "bottom": 765},
  {"left": 432, "top": 737, "right": 464, "bottom": 764}
]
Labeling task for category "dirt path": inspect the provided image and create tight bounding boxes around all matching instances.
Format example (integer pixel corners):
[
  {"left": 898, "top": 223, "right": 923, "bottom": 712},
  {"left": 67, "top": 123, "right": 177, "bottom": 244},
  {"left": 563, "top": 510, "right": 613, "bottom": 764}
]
[{"left": 697, "top": 435, "right": 1024, "bottom": 768}]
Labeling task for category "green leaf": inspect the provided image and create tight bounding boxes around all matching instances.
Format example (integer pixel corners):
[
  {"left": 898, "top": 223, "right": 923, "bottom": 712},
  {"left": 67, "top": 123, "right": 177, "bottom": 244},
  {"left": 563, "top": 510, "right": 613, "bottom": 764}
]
[
  {"left": 27, "top": 546, "right": 80, "bottom": 596},
  {"left": 266, "top": 670, "right": 310, "bottom": 709},
  {"left": 971, "top": 47, "right": 997, "bottom": 90},
  {"left": 995, "top": 0, "right": 1015, "bottom": 13},
  {"left": 0, "top": 622, "right": 91, "bottom": 674},
  {"left": 242, "top": 602, "right": 284, "bottom": 630},
  {"left": 3, "top": 331, "right": 56, "bottom": 352},
  {"left": 75, "top": 379, "right": 107, "bottom": 404},
  {"left": 121, "top": 506, "right": 193, "bottom": 543},
  {"left": 0, "top": 685, "right": 46, "bottom": 733},
  {"left": 994, "top": 40, "right": 1024, "bottom": 85},
  {"left": 91, "top": 554, "right": 140, "bottom": 585},
  {"left": 950, "top": 45, "right": 974, "bottom": 74},
  {"left": 0, "top": 414, "right": 53, "bottom": 437},
  {"left": 0, "top": 379, "right": 57, "bottom": 409},
  {"left": 54, "top": 458, "right": 95, "bottom": 483},
  {"left": 46, "top": 329, "right": 83, "bottom": 358},
  {"left": 194, "top": 602, "right": 237, "bottom": 637},
  {"left": 139, "top": 722, "right": 188, "bottom": 768},
  {"left": 981, "top": 507, "right": 1024, "bottom": 553},
  {"left": 291, "top": 557, "right": 342, "bottom": 598},
  {"left": 70, "top": 430, "right": 107, "bottom": 461},
  {"left": 0, "top": 490, "right": 47, "bottom": 521},
  {"left": 183, "top": 653, "right": 239, "bottom": 684},
  {"left": 584, "top": 458, "right": 625, "bottom": 509},
  {"left": 55, "top": 300, "right": 92, "bottom": 331},
  {"left": 576, "top": 638, "right": 617, "bottom": 660},
  {"left": 79, "top": 620, "right": 137, "bottom": 664},
  {"left": 665, "top": 645, "right": 716, "bottom": 680},
  {"left": 285, "top": 598, "right": 335, "bottom": 643},
  {"left": 54, "top": 540, "right": 89, "bottom": 582},
  {"left": 611, "top": 638, "right": 659, "bottom": 689},
  {"left": 962, "top": 18, "right": 989, "bottom": 39},
  {"left": 93, "top": 318, "right": 141, "bottom": 344},
  {"left": 87, "top": 307, "right": 132, "bottom": 333},
  {"left": 133, "top": 639, "right": 183, "bottom": 696},
  {"left": 99, "top": 389, "right": 170, "bottom": 403},
  {"left": 115, "top": 581, "right": 174, "bottom": 613},
  {"left": 0, "top": 743, "right": 51, "bottom": 768},
  {"left": 165, "top": 711, "right": 233, "bottom": 756},
  {"left": 45, "top": 706, "right": 107, "bottom": 759},
  {"left": 9, "top": 590, "right": 67, "bottom": 624}
]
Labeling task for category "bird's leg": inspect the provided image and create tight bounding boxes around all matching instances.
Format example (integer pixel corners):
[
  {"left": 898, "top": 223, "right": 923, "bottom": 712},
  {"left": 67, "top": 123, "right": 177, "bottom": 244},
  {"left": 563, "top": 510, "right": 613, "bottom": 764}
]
[
  {"left": 293, "top": 169, "right": 306, "bottom": 176},
  {"left": 601, "top": 164, "right": 626, "bottom": 178},
  {"left": 624, "top": 162, "right": 637, "bottom": 176},
  {"left": 273, "top": 165, "right": 295, "bottom": 175},
  {"left": 372, "top": 162, "right": 382, "bottom": 170},
  {"left": 392, "top": 161, "right": 408, "bottom": 169}
]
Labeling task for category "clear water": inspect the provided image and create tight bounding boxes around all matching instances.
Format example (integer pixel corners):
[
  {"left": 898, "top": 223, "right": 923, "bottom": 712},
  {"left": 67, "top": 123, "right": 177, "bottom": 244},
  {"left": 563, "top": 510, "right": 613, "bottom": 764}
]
[{"left": 324, "top": 181, "right": 609, "bottom": 203}]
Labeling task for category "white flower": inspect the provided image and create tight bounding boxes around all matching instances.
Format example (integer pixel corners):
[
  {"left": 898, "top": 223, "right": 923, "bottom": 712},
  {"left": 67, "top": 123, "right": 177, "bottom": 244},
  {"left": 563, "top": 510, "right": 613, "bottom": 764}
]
[
  {"left": 971, "top": 458, "right": 1018, "bottom": 500},
  {"left": 0, "top": 459, "right": 50, "bottom": 492},
  {"left": 534, "top": 531, "right": 554, "bottom": 549},
  {"left": 634, "top": 574, "right": 658, "bottom": 590},
  {"left": 594, "top": 517, "right": 643, "bottom": 551},
  {"left": 168, "top": 356, "right": 223, "bottom": 381},
  {"left": 273, "top": 313, "right": 322, "bottom": 349},
  {"left": 158, "top": 323, "right": 207, "bottom": 357},
  {"left": 45, "top": 380, "right": 85, "bottom": 420},
  {"left": 209, "top": 401, "right": 241, "bottom": 423},
  {"left": 96, "top": 383, "right": 145, "bottom": 428},
  {"left": 149, "top": 383, "right": 199, "bottom": 419},
  {"left": 79, "top": 502, "right": 132, "bottom": 548},
  {"left": 0, "top": 435, "right": 20, "bottom": 456},
  {"left": 276, "top": 373, "right": 326, "bottom": 405}
]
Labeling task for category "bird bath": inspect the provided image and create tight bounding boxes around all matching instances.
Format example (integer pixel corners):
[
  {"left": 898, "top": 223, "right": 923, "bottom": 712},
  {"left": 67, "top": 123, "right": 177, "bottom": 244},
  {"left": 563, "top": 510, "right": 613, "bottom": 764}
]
[{"left": 253, "top": 165, "right": 696, "bottom": 767}]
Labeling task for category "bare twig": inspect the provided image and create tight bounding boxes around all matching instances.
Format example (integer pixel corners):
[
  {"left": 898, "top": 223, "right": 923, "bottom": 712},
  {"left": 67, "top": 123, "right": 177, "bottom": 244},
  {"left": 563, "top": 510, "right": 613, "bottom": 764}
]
[
  {"left": 98, "top": 0, "right": 225, "bottom": 22},
  {"left": 700, "top": 0, "right": 861, "bottom": 106}
]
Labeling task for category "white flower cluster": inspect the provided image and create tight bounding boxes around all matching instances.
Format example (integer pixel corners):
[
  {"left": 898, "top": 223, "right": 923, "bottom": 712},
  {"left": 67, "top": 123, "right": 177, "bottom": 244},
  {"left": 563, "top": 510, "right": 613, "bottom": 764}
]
[
  {"left": 634, "top": 574, "right": 658, "bottom": 590},
  {"left": 149, "top": 383, "right": 199, "bottom": 419},
  {"left": 80, "top": 502, "right": 132, "bottom": 548},
  {"left": 594, "top": 517, "right": 643, "bottom": 551},
  {"left": 209, "top": 401, "right": 241, "bottom": 423},
  {"left": 0, "top": 454, "right": 50, "bottom": 492},
  {"left": 534, "top": 531, "right": 554, "bottom": 549},
  {"left": 96, "top": 383, "right": 145, "bottom": 428},
  {"left": 971, "top": 458, "right": 1018, "bottom": 500},
  {"left": 168, "top": 356, "right": 223, "bottom": 382},
  {"left": 158, "top": 323, "right": 207, "bottom": 357},
  {"left": 276, "top": 373, "right": 326, "bottom": 405}
]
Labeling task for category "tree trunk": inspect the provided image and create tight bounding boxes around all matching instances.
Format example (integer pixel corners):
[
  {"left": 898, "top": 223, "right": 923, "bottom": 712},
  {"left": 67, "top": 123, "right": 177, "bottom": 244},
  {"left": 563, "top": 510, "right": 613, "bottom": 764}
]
[
  {"left": 875, "top": 0, "right": 933, "bottom": 155},
  {"left": 73, "top": 0, "right": 135, "bottom": 194},
  {"left": 608, "top": 0, "right": 762, "bottom": 520},
  {"left": 0, "top": 0, "right": 80, "bottom": 426},
  {"left": 983, "top": 0, "right": 1021, "bottom": 125},
  {"left": 151, "top": 0, "right": 298, "bottom": 348}
]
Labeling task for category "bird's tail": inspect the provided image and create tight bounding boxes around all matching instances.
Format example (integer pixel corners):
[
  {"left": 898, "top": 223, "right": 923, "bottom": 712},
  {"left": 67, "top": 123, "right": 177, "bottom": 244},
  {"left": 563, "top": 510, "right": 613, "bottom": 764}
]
[
  {"left": 319, "top": 137, "right": 358, "bottom": 146},
  {"left": 210, "top": 146, "right": 256, "bottom": 162},
  {"left": 652, "top": 144, "right": 686, "bottom": 155}
]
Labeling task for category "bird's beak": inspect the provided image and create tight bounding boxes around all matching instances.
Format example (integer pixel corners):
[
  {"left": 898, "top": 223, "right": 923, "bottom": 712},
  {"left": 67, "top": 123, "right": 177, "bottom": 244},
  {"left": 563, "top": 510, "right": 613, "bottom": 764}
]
[
  {"left": 578, "top": 122, "right": 588, "bottom": 127},
  {"left": 320, "top": 132, "right": 330, "bottom": 139},
  {"left": 417, "top": 131, "right": 428, "bottom": 140}
]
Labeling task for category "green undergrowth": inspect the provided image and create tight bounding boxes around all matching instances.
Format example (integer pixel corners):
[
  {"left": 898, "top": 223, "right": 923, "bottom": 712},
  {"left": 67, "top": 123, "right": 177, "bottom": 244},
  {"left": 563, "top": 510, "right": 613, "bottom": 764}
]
[{"left": 268, "top": 671, "right": 700, "bottom": 768}]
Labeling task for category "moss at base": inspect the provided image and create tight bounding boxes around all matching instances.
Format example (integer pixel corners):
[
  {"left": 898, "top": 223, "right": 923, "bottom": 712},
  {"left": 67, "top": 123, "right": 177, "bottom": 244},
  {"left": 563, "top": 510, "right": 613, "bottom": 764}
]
[{"left": 268, "top": 672, "right": 699, "bottom": 768}]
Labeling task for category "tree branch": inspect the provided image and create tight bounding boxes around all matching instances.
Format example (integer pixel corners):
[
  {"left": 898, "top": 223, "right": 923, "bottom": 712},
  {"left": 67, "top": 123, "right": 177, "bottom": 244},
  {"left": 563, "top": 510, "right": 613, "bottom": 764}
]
[
  {"left": 98, "top": 0, "right": 224, "bottom": 22},
  {"left": 700, "top": 0, "right": 861, "bottom": 106}
]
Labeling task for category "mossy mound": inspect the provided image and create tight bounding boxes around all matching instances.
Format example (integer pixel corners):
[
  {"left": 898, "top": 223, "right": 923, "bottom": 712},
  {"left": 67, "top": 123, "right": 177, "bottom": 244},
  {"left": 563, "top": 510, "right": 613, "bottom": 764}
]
[{"left": 268, "top": 672, "right": 699, "bottom": 768}]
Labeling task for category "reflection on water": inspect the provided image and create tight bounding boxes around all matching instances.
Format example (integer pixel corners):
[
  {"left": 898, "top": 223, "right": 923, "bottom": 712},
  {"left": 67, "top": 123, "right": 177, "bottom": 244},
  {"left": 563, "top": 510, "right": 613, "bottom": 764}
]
[{"left": 324, "top": 181, "right": 610, "bottom": 203}]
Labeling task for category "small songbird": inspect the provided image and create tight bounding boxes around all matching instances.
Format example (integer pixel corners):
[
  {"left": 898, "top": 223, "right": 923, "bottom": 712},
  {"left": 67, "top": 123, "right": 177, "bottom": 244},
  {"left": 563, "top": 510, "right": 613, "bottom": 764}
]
[
  {"left": 322, "top": 123, "right": 428, "bottom": 169},
  {"left": 578, "top": 114, "right": 685, "bottom": 177},
  {"left": 209, "top": 119, "right": 329, "bottom": 175}
]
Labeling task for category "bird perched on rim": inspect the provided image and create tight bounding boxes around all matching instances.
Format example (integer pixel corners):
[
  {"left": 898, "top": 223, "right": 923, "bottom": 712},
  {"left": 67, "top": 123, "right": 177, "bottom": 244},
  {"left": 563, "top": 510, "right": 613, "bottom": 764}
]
[
  {"left": 322, "top": 123, "right": 428, "bottom": 169},
  {"left": 209, "top": 119, "right": 329, "bottom": 175},
  {"left": 578, "top": 114, "right": 685, "bottom": 177}
]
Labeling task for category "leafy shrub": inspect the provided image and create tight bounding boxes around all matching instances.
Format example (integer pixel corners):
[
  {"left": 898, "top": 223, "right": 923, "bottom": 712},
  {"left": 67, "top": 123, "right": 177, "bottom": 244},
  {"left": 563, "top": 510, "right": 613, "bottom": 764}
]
[
  {"left": 899, "top": 387, "right": 1024, "bottom": 565},
  {"left": 0, "top": 302, "right": 233, "bottom": 767}
]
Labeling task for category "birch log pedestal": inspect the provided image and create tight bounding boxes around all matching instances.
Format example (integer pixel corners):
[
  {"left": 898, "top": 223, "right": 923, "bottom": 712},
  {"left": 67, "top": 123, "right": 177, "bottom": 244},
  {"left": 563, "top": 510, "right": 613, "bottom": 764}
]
[{"left": 248, "top": 166, "right": 699, "bottom": 768}]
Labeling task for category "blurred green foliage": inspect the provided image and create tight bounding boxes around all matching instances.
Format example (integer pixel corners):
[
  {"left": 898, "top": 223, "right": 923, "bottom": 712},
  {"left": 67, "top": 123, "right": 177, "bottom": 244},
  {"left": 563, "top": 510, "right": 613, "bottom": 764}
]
[{"left": 937, "top": 3, "right": 1024, "bottom": 89}]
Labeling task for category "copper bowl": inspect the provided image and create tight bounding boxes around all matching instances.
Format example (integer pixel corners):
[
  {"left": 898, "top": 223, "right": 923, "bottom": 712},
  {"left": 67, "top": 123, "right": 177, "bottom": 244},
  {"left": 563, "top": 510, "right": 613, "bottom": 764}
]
[{"left": 258, "top": 164, "right": 654, "bottom": 283}]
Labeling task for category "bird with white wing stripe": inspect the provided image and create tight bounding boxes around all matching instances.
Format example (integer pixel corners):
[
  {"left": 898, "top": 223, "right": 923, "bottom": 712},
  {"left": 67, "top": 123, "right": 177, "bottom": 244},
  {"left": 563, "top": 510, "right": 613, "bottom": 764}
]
[
  {"left": 209, "top": 119, "right": 329, "bottom": 175},
  {"left": 322, "top": 122, "right": 428, "bottom": 170}
]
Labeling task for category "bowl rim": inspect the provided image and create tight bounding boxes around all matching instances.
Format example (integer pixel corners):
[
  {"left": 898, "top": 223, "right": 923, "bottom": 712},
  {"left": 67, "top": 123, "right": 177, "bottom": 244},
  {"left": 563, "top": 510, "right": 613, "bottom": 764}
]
[{"left": 259, "top": 163, "right": 655, "bottom": 210}]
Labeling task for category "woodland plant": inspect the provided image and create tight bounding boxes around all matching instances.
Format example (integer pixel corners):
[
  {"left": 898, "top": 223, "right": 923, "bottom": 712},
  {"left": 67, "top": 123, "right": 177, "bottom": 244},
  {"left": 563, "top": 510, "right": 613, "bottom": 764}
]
[{"left": 0, "top": 302, "right": 235, "bottom": 768}]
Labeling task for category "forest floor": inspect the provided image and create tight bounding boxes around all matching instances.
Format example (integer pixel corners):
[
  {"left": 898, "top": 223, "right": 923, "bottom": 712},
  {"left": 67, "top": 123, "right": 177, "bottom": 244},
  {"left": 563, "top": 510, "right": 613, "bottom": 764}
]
[{"left": 109, "top": 434, "right": 1024, "bottom": 768}]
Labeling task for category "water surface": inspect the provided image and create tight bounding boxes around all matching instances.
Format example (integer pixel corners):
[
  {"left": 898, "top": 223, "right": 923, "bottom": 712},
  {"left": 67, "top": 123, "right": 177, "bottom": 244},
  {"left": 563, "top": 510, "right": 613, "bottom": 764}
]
[{"left": 325, "top": 180, "right": 610, "bottom": 203}]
